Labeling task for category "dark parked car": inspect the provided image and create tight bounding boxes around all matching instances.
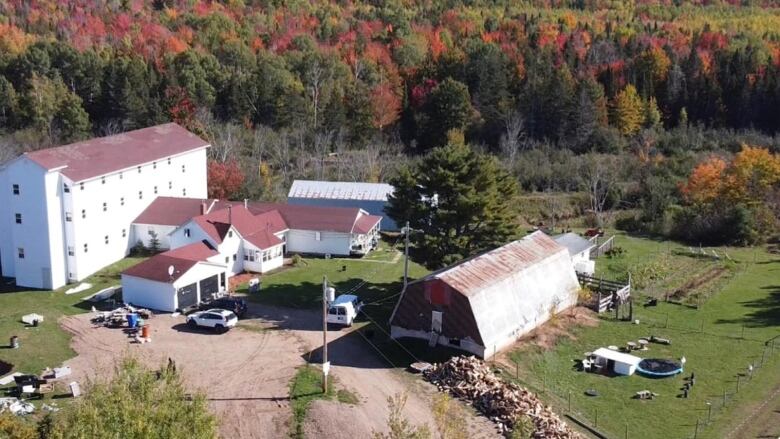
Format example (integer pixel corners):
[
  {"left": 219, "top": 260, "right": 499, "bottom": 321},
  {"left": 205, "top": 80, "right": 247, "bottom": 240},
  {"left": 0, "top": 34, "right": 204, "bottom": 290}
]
[{"left": 199, "top": 297, "right": 248, "bottom": 318}]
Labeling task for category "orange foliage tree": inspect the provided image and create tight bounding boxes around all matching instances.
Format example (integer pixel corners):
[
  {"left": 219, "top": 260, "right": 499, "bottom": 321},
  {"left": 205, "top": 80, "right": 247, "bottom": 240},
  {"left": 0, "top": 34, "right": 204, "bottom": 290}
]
[
  {"left": 370, "top": 84, "right": 401, "bottom": 131},
  {"left": 208, "top": 160, "right": 245, "bottom": 200}
]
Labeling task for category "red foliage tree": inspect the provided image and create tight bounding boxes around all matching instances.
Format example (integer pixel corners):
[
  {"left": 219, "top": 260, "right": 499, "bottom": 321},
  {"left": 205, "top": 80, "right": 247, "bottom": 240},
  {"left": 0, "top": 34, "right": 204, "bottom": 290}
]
[
  {"left": 370, "top": 84, "right": 401, "bottom": 130},
  {"left": 207, "top": 160, "right": 245, "bottom": 200}
]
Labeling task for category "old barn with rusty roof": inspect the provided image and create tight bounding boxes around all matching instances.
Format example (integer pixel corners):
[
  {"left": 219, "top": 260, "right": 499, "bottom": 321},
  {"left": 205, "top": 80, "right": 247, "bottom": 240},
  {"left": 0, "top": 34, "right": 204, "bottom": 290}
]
[{"left": 389, "top": 231, "right": 580, "bottom": 358}]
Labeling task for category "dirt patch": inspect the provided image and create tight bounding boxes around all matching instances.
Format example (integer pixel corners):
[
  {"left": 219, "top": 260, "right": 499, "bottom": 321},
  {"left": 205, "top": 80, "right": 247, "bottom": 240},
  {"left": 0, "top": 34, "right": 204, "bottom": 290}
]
[
  {"left": 669, "top": 266, "right": 727, "bottom": 300},
  {"left": 516, "top": 307, "right": 599, "bottom": 352},
  {"left": 60, "top": 313, "right": 304, "bottom": 439},
  {"left": 304, "top": 400, "right": 376, "bottom": 438}
]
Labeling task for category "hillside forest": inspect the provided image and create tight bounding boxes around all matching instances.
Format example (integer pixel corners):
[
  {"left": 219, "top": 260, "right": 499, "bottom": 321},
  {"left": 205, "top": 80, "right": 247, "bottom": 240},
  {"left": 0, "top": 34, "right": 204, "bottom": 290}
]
[{"left": 1, "top": 0, "right": 779, "bottom": 246}]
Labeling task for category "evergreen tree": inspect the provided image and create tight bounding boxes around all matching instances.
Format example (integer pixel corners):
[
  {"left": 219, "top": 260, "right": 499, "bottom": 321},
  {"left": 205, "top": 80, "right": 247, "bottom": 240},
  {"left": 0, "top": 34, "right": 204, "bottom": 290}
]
[
  {"left": 612, "top": 84, "right": 644, "bottom": 135},
  {"left": 386, "top": 142, "right": 519, "bottom": 268},
  {"left": 418, "top": 78, "right": 472, "bottom": 149}
]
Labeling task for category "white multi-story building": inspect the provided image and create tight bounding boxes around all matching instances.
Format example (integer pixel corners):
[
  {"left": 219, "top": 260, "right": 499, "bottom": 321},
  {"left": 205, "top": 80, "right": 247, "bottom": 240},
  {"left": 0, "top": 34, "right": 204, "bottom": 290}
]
[{"left": 0, "top": 123, "right": 209, "bottom": 289}]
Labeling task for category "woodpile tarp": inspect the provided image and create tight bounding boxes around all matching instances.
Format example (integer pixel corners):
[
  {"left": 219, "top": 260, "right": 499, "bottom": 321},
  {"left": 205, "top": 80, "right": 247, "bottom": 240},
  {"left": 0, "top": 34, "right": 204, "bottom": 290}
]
[{"left": 424, "top": 356, "right": 581, "bottom": 438}]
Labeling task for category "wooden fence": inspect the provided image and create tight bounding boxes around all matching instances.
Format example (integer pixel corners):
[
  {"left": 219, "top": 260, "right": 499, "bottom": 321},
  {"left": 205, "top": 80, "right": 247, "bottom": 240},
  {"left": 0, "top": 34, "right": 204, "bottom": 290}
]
[
  {"left": 588, "top": 235, "right": 615, "bottom": 259},
  {"left": 577, "top": 272, "right": 631, "bottom": 313}
]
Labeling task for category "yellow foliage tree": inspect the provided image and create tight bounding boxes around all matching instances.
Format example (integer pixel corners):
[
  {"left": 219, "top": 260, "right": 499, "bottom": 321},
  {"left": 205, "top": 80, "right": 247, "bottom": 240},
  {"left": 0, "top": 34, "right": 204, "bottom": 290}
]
[
  {"left": 613, "top": 84, "right": 644, "bottom": 136},
  {"left": 723, "top": 145, "right": 780, "bottom": 203}
]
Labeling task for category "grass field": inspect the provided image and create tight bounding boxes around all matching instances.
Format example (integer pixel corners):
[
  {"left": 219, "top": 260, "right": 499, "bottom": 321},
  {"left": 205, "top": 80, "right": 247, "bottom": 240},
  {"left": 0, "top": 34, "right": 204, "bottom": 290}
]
[
  {"left": 508, "top": 232, "right": 780, "bottom": 439},
  {"left": 0, "top": 258, "right": 144, "bottom": 375}
]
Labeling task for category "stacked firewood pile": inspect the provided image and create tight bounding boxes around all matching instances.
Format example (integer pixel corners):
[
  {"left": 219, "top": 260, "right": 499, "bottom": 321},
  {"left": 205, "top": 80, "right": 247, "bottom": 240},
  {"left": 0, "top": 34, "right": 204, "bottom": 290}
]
[{"left": 424, "top": 356, "right": 581, "bottom": 438}]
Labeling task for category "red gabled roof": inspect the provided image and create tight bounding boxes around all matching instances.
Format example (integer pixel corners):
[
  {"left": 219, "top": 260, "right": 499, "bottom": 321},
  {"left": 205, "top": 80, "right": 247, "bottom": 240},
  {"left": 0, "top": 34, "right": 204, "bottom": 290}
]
[
  {"left": 192, "top": 205, "right": 286, "bottom": 246},
  {"left": 244, "top": 229, "right": 284, "bottom": 250},
  {"left": 122, "top": 241, "right": 219, "bottom": 283},
  {"left": 25, "top": 123, "right": 208, "bottom": 182},
  {"left": 133, "top": 197, "right": 229, "bottom": 226},
  {"left": 246, "top": 202, "right": 363, "bottom": 233},
  {"left": 353, "top": 214, "right": 382, "bottom": 234}
]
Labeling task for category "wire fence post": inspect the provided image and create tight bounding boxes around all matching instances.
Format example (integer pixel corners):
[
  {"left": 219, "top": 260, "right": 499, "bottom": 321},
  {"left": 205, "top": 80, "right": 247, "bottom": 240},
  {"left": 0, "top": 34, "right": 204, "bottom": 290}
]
[
  {"left": 723, "top": 389, "right": 727, "bottom": 407},
  {"left": 694, "top": 418, "right": 700, "bottom": 439},
  {"left": 594, "top": 408, "right": 598, "bottom": 428},
  {"left": 736, "top": 375, "right": 741, "bottom": 393},
  {"left": 568, "top": 391, "right": 572, "bottom": 412},
  {"left": 625, "top": 423, "right": 629, "bottom": 439}
]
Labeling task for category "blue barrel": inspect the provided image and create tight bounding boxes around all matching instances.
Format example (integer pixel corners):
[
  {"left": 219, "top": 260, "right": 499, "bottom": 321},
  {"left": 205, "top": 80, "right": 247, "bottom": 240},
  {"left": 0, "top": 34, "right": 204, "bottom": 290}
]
[{"left": 126, "top": 313, "right": 139, "bottom": 328}]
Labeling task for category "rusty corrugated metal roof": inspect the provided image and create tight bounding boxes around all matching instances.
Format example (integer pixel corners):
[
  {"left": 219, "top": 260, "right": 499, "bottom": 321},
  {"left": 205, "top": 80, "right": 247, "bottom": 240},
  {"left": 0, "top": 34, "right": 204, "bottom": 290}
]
[{"left": 434, "top": 231, "right": 566, "bottom": 296}]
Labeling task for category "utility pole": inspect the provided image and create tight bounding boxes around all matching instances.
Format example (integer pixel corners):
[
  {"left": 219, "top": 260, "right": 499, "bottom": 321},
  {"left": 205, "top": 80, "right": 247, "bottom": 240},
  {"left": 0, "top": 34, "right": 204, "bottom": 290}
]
[
  {"left": 321, "top": 275, "right": 330, "bottom": 394},
  {"left": 403, "top": 221, "right": 410, "bottom": 291}
]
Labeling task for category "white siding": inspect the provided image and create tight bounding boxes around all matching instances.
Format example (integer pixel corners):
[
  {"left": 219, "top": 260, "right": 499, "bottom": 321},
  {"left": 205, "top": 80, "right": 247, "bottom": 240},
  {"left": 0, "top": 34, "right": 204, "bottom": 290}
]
[
  {"left": 121, "top": 275, "right": 176, "bottom": 312},
  {"left": 286, "top": 229, "right": 351, "bottom": 256},
  {"left": 217, "top": 227, "right": 243, "bottom": 275},
  {"left": 243, "top": 242, "right": 284, "bottom": 273},
  {"left": 131, "top": 224, "right": 177, "bottom": 250},
  {"left": 0, "top": 147, "right": 208, "bottom": 290}
]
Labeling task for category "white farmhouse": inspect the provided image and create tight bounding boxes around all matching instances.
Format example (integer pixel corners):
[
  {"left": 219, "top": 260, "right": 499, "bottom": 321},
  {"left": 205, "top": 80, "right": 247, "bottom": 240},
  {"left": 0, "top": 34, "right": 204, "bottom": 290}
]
[
  {"left": 389, "top": 231, "right": 580, "bottom": 358},
  {"left": 0, "top": 123, "right": 209, "bottom": 289}
]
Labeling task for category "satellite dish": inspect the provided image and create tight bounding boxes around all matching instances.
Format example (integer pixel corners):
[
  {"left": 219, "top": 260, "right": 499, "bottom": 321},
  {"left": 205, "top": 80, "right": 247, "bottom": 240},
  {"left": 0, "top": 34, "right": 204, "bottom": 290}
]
[{"left": 168, "top": 265, "right": 175, "bottom": 276}]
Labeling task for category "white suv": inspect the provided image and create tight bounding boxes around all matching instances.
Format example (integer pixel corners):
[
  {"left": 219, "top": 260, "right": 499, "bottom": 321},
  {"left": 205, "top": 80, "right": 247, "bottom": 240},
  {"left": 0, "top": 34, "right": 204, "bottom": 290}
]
[
  {"left": 327, "top": 295, "right": 363, "bottom": 326},
  {"left": 187, "top": 309, "right": 238, "bottom": 332}
]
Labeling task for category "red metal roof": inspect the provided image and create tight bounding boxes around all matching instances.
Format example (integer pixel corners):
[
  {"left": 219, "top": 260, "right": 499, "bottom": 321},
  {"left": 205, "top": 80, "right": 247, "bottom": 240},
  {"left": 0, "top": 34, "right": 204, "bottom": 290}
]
[
  {"left": 25, "top": 123, "right": 208, "bottom": 182},
  {"left": 429, "top": 231, "right": 566, "bottom": 297},
  {"left": 122, "top": 241, "right": 219, "bottom": 283},
  {"left": 192, "top": 205, "right": 287, "bottom": 247},
  {"left": 133, "top": 197, "right": 228, "bottom": 226},
  {"left": 244, "top": 229, "right": 284, "bottom": 250},
  {"left": 246, "top": 202, "right": 364, "bottom": 233},
  {"left": 353, "top": 214, "right": 381, "bottom": 234}
]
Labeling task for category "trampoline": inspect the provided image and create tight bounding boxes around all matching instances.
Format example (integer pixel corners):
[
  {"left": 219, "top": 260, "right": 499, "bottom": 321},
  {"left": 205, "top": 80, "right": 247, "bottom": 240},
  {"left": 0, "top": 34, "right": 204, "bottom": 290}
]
[{"left": 636, "top": 358, "right": 683, "bottom": 378}]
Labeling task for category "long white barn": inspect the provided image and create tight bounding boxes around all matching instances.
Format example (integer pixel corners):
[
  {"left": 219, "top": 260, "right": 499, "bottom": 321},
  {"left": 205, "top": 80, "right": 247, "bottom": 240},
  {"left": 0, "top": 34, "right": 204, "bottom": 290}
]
[{"left": 0, "top": 124, "right": 209, "bottom": 289}]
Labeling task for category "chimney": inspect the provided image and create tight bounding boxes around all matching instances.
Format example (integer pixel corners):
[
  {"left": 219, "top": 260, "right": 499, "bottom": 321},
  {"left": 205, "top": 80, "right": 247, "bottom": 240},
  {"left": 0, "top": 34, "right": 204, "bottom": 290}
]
[
  {"left": 200, "top": 201, "right": 206, "bottom": 215},
  {"left": 244, "top": 198, "right": 248, "bottom": 209},
  {"left": 227, "top": 205, "right": 232, "bottom": 225}
]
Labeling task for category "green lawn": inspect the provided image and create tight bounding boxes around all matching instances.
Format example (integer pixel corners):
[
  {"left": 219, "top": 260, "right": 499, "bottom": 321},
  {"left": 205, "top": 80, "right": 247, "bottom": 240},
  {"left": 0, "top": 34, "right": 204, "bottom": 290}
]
[
  {"left": 241, "top": 240, "right": 427, "bottom": 324},
  {"left": 0, "top": 258, "right": 145, "bottom": 375},
  {"left": 508, "top": 233, "right": 780, "bottom": 439}
]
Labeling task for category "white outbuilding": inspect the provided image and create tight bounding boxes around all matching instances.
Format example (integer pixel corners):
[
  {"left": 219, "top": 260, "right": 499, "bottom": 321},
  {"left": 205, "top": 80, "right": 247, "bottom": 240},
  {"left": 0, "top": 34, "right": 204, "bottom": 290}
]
[
  {"left": 553, "top": 232, "right": 596, "bottom": 275},
  {"left": 121, "top": 241, "right": 228, "bottom": 312},
  {"left": 390, "top": 231, "right": 580, "bottom": 358}
]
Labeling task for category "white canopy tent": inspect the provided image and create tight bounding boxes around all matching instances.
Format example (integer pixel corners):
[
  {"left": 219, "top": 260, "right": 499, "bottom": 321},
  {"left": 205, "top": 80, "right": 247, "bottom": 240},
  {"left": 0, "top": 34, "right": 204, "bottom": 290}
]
[{"left": 592, "top": 347, "right": 642, "bottom": 376}]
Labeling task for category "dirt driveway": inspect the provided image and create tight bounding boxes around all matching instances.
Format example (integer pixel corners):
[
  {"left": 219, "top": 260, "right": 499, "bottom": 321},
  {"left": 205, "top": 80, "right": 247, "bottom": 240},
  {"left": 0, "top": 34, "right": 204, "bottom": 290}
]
[{"left": 61, "top": 306, "right": 499, "bottom": 438}]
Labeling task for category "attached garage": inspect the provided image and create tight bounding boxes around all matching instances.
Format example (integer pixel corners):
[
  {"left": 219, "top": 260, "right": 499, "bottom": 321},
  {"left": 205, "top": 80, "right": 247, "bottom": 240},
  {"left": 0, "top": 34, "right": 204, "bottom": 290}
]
[{"left": 121, "top": 241, "right": 228, "bottom": 312}]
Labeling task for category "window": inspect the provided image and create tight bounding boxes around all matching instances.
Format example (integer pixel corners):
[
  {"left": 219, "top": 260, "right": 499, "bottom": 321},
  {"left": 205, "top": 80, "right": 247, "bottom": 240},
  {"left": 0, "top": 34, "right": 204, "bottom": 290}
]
[
  {"left": 101, "top": 176, "right": 105, "bottom": 185},
  {"left": 120, "top": 197, "right": 125, "bottom": 206},
  {"left": 67, "top": 246, "right": 74, "bottom": 256},
  {"left": 225, "top": 257, "right": 229, "bottom": 263},
  {"left": 184, "top": 228, "right": 191, "bottom": 238},
  {"left": 168, "top": 181, "right": 172, "bottom": 190},
  {"left": 182, "top": 188, "right": 187, "bottom": 196},
  {"left": 103, "top": 202, "right": 107, "bottom": 212},
  {"left": 122, "top": 229, "right": 126, "bottom": 238},
  {"left": 228, "top": 231, "right": 233, "bottom": 238},
  {"left": 17, "top": 248, "right": 24, "bottom": 259},
  {"left": 244, "top": 250, "right": 256, "bottom": 262},
  {"left": 15, "top": 213, "right": 21, "bottom": 224},
  {"left": 119, "top": 172, "right": 123, "bottom": 180},
  {"left": 147, "top": 228, "right": 155, "bottom": 236},
  {"left": 12, "top": 184, "right": 19, "bottom": 195},
  {"left": 315, "top": 231, "right": 321, "bottom": 241},
  {"left": 154, "top": 186, "right": 158, "bottom": 195},
  {"left": 65, "top": 212, "right": 72, "bottom": 222},
  {"left": 181, "top": 164, "right": 186, "bottom": 173},
  {"left": 233, "top": 254, "right": 237, "bottom": 261},
  {"left": 153, "top": 161, "right": 157, "bottom": 169},
  {"left": 81, "top": 209, "right": 86, "bottom": 219},
  {"left": 80, "top": 183, "right": 84, "bottom": 191},
  {"left": 137, "top": 166, "right": 141, "bottom": 174},
  {"left": 138, "top": 190, "right": 143, "bottom": 200},
  {"left": 63, "top": 184, "right": 70, "bottom": 193},
  {"left": 68, "top": 272, "right": 74, "bottom": 280},
  {"left": 83, "top": 243, "right": 88, "bottom": 253},
  {"left": 167, "top": 157, "right": 171, "bottom": 165},
  {"left": 104, "top": 235, "right": 109, "bottom": 245}
]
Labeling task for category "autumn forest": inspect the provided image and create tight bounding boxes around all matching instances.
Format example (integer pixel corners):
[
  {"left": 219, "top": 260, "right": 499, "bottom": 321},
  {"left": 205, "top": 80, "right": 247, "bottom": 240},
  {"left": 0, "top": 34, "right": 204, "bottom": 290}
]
[{"left": 1, "top": 0, "right": 779, "bottom": 244}]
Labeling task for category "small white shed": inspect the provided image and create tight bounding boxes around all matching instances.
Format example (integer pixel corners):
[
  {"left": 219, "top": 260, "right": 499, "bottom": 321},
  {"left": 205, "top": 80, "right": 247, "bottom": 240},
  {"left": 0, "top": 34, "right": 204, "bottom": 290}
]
[
  {"left": 592, "top": 348, "right": 642, "bottom": 376},
  {"left": 553, "top": 233, "right": 596, "bottom": 275}
]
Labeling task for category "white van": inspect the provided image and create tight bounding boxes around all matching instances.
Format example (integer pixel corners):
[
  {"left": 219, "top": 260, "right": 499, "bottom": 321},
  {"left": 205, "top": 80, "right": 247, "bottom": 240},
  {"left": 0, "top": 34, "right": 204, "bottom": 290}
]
[{"left": 327, "top": 294, "right": 363, "bottom": 326}]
